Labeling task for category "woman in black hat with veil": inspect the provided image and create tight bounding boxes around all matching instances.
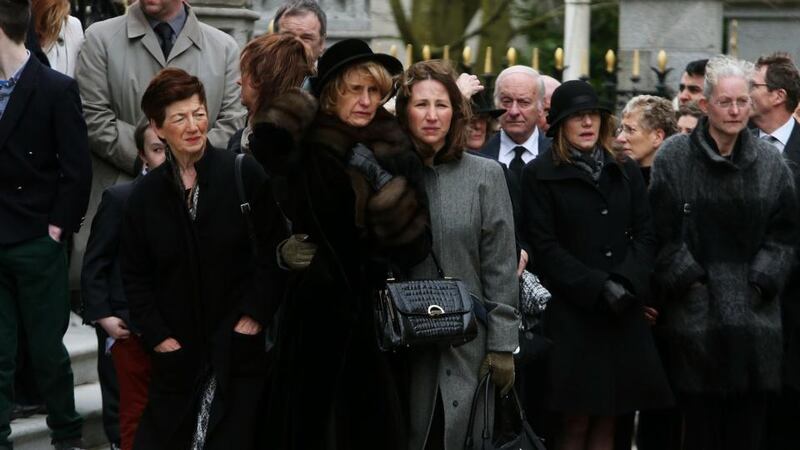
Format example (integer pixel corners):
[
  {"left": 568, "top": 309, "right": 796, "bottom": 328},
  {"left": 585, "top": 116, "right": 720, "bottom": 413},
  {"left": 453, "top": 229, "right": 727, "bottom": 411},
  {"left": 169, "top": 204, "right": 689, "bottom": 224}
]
[
  {"left": 250, "top": 39, "right": 431, "bottom": 450},
  {"left": 520, "top": 81, "right": 673, "bottom": 450}
]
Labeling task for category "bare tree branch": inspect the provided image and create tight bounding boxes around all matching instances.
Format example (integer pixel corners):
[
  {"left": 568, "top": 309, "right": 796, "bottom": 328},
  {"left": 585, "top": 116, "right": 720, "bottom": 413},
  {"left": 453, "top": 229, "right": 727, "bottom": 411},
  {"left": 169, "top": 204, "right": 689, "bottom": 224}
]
[
  {"left": 388, "top": 0, "right": 418, "bottom": 48},
  {"left": 446, "top": 0, "right": 515, "bottom": 48}
]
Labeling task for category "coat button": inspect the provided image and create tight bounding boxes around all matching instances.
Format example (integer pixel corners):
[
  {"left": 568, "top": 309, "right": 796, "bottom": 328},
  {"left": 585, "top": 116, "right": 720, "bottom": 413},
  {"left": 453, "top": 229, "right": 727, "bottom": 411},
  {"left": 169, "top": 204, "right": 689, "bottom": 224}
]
[
  {"left": 452, "top": 401, "right": 458, "bottom": 407},
  {"left": 16, "top": 186, "right": 22, "bottom": 191},
  {"left": 600, "top": 208, "right": 608, "bottom": 215},
  {"left": 446, "top": 369, "right": 451, "bottom": 376},
  {"left": 27, "top": 151, "right": 33, "bottom": 156},
  {"left": 605, "top": 250, "right": 613, "bottom": 257}
]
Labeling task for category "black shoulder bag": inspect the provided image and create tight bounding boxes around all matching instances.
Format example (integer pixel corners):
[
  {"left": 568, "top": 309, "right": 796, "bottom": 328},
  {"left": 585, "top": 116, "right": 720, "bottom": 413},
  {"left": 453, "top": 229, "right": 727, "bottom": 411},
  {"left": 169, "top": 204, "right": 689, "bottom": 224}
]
[{"left": 374, "top": 251, "right": 479, "bottom": 352}]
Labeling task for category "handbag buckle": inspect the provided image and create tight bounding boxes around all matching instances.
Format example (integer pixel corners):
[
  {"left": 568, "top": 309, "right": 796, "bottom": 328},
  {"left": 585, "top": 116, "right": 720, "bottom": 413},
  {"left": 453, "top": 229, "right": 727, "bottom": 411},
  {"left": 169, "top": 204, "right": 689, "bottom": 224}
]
[{"left": 427, "top": 305, "right": 445, "bottom": 316}]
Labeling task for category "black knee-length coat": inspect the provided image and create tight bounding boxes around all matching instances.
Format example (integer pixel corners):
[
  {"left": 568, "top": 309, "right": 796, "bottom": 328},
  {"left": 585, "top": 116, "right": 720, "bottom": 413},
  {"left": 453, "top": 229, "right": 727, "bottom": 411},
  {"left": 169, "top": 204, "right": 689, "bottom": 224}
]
[
  {"left": 521, "top": 148, "right": 673, "bottom": 415},
  {"left": 119, "top": 145, "right": 287, "bottom": 449}
]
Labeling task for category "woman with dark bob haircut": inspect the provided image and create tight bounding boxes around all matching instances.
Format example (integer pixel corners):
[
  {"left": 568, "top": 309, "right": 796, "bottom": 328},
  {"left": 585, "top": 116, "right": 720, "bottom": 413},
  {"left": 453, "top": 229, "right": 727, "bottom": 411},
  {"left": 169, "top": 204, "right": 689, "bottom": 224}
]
[
  {"left": 394, "top": 60, "right": 519, "bottom": 450},
  {"left": 119, "top": 68, "right": 287, "bottom": 450},
  {"left": 520, "top": 80, "right": 673, "bottom": 450},
  {"left": 249, "top": 39, "right": 430, "bottom": 449}
]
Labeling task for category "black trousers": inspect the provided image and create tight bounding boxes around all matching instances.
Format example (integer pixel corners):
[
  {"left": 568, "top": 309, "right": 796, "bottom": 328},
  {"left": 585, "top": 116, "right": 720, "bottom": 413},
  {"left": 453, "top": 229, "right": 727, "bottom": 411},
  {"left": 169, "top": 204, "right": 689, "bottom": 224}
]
[
  {"left": 680, "top": 392, "right": 767, "bottom": 450},
  {"left": 96, "top": 327, "right": 121, "bottom": 445},
  {"left": 762, "top": 386, "right": 800, "bottom": 450}
]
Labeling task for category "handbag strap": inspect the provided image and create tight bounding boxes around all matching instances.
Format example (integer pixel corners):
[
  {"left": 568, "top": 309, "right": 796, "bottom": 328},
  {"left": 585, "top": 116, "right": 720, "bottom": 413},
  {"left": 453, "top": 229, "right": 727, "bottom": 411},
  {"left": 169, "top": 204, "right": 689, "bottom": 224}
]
[
  {"left": 235, "top": 154, "right": 259, "bottom": 257},
  {"left": 463, "top": 372, "right": 491, "bottom": 449}
]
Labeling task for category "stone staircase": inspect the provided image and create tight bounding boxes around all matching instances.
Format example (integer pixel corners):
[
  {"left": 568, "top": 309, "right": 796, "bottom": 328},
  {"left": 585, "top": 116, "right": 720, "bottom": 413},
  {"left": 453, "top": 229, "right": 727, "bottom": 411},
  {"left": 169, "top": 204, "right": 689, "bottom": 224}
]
[{"left": 9, "top": 314, "right": 108, "bottom": 450}]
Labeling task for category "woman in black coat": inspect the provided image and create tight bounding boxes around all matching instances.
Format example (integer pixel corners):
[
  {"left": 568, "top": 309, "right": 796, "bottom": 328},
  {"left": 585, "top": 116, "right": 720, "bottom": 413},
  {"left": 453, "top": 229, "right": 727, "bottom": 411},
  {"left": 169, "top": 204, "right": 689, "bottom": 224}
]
[
  {"left": 520, "top": 81, "right": 672, "bottom": 450},
  {"left": 250, "top": 39, "right": 431, "bottom": 450},
  {"left": 119, "top": 68, "right": 287, "bottom": 450}
]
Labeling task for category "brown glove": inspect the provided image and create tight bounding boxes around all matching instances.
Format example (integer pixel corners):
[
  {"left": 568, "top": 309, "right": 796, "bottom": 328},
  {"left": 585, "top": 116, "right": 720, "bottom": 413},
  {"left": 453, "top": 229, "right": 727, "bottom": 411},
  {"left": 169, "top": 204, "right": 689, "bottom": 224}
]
[
  {"left": 278, "top": 234, "right": 317, "bottom": 271},
  {"left": 479, "top": 351, "right": 515, "bottom": 396}
]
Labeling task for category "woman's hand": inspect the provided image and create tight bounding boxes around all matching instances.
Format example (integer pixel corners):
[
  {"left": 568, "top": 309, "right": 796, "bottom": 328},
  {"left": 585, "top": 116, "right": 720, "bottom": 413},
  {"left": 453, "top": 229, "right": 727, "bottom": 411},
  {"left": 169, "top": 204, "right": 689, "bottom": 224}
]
[
  {"left": 154, "top": 337, "right": 182, "bottom": 353},
  {"left": 517, "top": 249, "right": 529, "bottom": 277},
  {"left": 643, "top": 306, "right": 659, "bottom": 326},
  {"left": 234, "top": 315, "right": 262, "bottom": 335},
  {"left": 479, "top": 352, "right": 515, "bottom": 396},
  {"left": 456, "top": 73, "right": 484, "bottom": 99},
  {"left": 97, "top": 316, "right": 131, "bottom": 340},
  {"left": 279, "top": 234, "right": 317, "bottom": 270}
]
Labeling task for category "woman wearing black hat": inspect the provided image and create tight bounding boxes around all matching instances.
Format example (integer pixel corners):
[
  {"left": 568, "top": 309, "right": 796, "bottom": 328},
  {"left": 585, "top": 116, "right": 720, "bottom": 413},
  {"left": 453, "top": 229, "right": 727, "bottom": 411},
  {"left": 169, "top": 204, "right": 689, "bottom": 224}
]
[
  {"left": 249, "top": 39, "right": 430, "bottom": 450},
  {"left": 465, "top": 90, "right": 505, "bottom": 151},
  {"left": 520, "top": 81, "right": 673, "bottom": 450}
]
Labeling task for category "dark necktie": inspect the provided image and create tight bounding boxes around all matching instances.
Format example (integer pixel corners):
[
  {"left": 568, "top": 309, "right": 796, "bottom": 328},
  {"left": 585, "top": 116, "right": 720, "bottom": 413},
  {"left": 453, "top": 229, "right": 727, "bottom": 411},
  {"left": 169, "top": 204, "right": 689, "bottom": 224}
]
[
  {"left": 509, "top": 145, "right": 526, "bottom": 180},
  {"left": 154, "top": 22, "right": 173, "bottom": 59}
]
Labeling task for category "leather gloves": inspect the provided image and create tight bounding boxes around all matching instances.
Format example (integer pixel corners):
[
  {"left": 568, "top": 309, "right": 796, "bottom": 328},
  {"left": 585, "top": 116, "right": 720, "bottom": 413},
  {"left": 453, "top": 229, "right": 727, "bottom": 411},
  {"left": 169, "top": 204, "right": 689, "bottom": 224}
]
[
  {"left": 602, "top": 279, "right": 636, "bottom": 314},
  {"left": 278, "top": 234, "right": 317, "bottom": 270},
  {"left": 479, "top": 352, "right": 515, "bottom": 396},
  {"left": 348, "top": 143, "right": 393, "bottom": 191}
]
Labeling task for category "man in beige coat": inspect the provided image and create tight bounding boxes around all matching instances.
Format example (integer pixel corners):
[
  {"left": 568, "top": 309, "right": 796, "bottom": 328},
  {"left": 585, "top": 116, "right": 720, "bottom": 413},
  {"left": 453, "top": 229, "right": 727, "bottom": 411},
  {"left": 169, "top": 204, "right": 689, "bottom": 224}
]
[{"left": 73, "top": 0, "right": 245, "bottom": 286}]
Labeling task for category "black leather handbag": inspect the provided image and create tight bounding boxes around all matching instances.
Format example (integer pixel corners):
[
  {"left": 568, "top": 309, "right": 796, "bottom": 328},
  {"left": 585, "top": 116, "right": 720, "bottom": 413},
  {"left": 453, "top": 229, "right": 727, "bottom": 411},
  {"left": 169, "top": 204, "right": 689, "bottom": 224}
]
[
  {"left": 464, "top": 373, "right": 547, "bottom": 450},
  {"left": 374, "top": 252, "right": 478, "bottom": 351}
]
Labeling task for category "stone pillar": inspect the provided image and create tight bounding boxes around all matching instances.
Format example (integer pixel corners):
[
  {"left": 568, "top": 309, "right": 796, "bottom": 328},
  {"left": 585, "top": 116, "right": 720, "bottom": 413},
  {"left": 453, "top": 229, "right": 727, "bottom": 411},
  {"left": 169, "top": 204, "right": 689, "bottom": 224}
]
[
  {"left": 724, "top": 1, "right": 800, "bottom": 63},
  {"left": 618, "top": 0, "right": 723, "bottom": 95},
  {"left": 191, "top": 0, "right": 262, "bottom": 47},
  {"left": 563, "top": 0, "right": 591, "bottom": 81}
]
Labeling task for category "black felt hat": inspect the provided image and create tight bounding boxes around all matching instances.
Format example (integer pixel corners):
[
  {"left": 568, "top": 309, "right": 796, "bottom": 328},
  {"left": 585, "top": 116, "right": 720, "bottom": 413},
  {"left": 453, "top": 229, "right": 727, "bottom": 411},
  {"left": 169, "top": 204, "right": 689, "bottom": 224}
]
[
  {"left": 470, "top": 90, "right": 505, "bottom": 119},
  {"left": 546, "top": 80, "right": 611, "bottom": 137},
  {"left": 309, "top": 39, "right": 404, "bottom": 97}
]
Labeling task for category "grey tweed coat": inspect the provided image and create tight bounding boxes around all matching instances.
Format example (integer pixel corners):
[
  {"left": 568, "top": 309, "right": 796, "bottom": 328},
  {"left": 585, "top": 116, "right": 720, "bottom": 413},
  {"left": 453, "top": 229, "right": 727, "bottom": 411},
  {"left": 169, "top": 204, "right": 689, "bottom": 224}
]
[
  {"left": 650, "top": 119, "right": 798, "bottom": 395},
  {"left": 407, "top": 152, "right": 520, "bottom": 450}
]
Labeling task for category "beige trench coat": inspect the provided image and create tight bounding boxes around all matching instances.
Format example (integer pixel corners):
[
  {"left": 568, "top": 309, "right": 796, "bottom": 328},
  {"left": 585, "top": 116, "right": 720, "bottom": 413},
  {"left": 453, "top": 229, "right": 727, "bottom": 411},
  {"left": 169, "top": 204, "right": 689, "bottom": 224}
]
[
  {"left": 71, "top": 3, "right": 245, "bottom": 287},
  {"left": 407, "top": 152, "right": 520, "bottom": 450}
]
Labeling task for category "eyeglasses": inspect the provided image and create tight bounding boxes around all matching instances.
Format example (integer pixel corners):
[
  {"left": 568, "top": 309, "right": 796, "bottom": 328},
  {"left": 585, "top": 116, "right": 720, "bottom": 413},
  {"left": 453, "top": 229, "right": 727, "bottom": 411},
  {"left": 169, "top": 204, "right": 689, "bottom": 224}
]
[
  {"left": 712, "top": 98, "right": 751, "bottom": 109},
  {"left": 750, "top": 82, "right": 770, "bottom": 90},
  {"left": 679, "top": 84, "right": 703, "bottom": 94},
  {"left": 616, "top": 124, "right": 639, "bottom": 135}
]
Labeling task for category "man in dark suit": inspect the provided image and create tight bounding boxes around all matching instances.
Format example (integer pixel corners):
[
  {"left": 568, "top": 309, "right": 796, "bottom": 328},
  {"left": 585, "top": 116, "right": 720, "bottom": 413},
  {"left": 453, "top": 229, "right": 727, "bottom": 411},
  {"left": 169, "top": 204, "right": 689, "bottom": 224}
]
[
  {"left": 81, "top": 123, "right": 165, "bottom": 450},
  {"left": 750, "top": 51, "right": 800, "bottom": 450},
  {"left": 479, "top": 64, "right": 554, "bottom": 444},
  {"left": 0, "top": 0, "right": 92, "bottom": 449},
  {"left": 480, "top": 65, "right": 552, "bottom": 272}
]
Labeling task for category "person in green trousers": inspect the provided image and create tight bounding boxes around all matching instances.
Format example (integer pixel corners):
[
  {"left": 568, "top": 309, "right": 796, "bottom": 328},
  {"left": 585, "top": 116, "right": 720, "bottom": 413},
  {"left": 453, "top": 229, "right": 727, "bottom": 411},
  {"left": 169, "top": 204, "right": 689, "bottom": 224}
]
[{"left": 0, "top": 0, "right": 92, "bottom": 448}]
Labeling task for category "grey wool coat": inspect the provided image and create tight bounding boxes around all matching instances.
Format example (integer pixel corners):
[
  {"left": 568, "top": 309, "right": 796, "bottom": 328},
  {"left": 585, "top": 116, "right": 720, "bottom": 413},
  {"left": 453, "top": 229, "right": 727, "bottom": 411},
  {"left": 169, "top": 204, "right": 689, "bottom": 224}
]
[
  {"left": 649, "top": 119, "right": 799, "bottom": 395},
  {"left": 407, "top": 152, "right": 520, "bottom": 450}
]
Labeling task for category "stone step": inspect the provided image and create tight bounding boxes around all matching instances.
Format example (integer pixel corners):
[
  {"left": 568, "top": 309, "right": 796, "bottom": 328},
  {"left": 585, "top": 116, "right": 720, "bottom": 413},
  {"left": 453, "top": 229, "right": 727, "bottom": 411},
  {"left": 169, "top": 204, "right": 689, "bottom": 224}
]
[
  {"left": 9, "top": 383, "right": 106, "bottom": 450},
  {"left": 65, "top": 314, "right": 100, "bottom": 387},
  {"left": 8, "top": 314, "right": 109, "bottom": 449}
]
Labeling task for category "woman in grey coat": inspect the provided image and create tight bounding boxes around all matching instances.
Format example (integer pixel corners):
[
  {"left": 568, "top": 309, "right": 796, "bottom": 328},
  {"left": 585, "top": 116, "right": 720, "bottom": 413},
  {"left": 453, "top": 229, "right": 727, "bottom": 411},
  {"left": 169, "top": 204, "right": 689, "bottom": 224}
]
[
  {"left": 649, "top": 55, "right": 798, "bottom": 449},
  {"left": 395, "top": 60, "right": 520, "bottom": 450}
]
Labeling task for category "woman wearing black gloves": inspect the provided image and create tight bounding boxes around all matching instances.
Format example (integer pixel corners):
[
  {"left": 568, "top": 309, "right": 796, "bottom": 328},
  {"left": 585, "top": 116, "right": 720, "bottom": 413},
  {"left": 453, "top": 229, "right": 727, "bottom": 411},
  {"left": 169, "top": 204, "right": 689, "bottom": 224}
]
[
  {"left": 520, "top": 80, "right": 672, "bottom": 450},
  {"left": 248, "top": 39, "right": 431, "bottom": 450}
]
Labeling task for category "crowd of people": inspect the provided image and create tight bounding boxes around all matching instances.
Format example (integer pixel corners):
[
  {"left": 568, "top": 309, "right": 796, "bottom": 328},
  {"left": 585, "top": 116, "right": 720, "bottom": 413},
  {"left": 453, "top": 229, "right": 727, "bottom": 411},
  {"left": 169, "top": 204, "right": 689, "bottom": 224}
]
[{"left": 1, "top": 0, "right": 800, "bottom": 449}]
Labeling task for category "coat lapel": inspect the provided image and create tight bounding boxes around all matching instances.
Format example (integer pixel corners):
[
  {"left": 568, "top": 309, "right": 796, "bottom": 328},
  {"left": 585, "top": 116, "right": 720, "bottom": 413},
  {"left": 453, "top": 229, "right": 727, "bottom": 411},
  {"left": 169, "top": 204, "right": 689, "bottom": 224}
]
[
  {"left": 783, "top": 119, "right": 800, "bottom": 166},
  {"left": 169, "top": 6, "right": 203, "bottom": 63},
  {"left": 127, "top": 3, "right": 166, "bottom": 66},
  {"left": 0, "top": 56, "right": 41, "bottom": 151},
  {"left": 480, "top": 132, "right": 501, "bottom": 162}
]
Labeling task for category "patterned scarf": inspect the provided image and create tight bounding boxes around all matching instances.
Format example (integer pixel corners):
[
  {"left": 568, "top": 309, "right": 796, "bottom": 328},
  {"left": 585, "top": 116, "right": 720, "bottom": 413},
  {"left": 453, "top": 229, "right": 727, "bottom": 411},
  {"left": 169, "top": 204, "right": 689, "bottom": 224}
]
[{"left": 569, "top": 146, "right": 605, "bottom": 183}]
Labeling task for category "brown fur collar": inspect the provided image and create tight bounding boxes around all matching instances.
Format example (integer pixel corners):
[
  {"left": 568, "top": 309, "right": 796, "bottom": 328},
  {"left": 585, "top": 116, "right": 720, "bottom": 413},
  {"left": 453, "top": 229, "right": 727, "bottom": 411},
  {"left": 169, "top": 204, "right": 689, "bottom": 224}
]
[{"left": 305, "top": 108, "right": 416, "bottom": 174}]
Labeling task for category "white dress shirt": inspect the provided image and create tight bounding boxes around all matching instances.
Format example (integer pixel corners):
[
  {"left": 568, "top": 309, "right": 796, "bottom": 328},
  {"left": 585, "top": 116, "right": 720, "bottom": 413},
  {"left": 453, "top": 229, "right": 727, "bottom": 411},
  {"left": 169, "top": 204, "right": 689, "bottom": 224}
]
[
  {"left": 498, "top": 128, "right": 540, "bottom": 167},
  {"left": 759, "top": 116, "right": 795, "bottom": 153}
]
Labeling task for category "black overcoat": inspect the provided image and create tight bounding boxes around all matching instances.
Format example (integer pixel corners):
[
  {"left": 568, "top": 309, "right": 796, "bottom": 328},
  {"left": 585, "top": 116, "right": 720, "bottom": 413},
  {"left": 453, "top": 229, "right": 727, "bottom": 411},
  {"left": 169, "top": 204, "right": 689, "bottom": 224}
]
[
  {"left": 520, "top": 148, "right": 673, "bottom": 414},
  {"left": 251, "top": 105, "right": 431, "bottom": 450},
  {"left": 119, "top": 146, "right": 287, "bottom": 449}
]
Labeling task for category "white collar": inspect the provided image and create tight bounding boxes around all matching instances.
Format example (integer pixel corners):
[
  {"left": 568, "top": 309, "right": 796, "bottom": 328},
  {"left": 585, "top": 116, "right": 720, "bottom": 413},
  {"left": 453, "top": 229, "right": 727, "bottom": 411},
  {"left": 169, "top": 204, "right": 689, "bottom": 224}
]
[
  {"left": 759, "top": 116, "right": 795, "bottom": 147},
  {"left": 500, "top": 127, "right": 539, "bottom": 158}
]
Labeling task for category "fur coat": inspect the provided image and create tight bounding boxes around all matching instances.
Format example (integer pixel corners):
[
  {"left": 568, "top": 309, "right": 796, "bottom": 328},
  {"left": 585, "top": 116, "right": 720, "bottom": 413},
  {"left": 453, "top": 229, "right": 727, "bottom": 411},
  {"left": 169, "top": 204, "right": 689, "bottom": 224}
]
[
  {"left": 249, "top": 89, "right": 430, "bottom": 450},
  {"left": 649, "top": 118, "right": 798, "bottom": 395}
]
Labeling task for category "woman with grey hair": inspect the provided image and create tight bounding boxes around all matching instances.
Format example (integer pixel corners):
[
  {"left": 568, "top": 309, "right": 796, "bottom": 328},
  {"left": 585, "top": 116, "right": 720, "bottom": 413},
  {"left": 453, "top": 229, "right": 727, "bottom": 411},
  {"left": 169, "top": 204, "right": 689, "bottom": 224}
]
[{"left": 650, "top": 55, "right": 798, "bottom": 450}]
